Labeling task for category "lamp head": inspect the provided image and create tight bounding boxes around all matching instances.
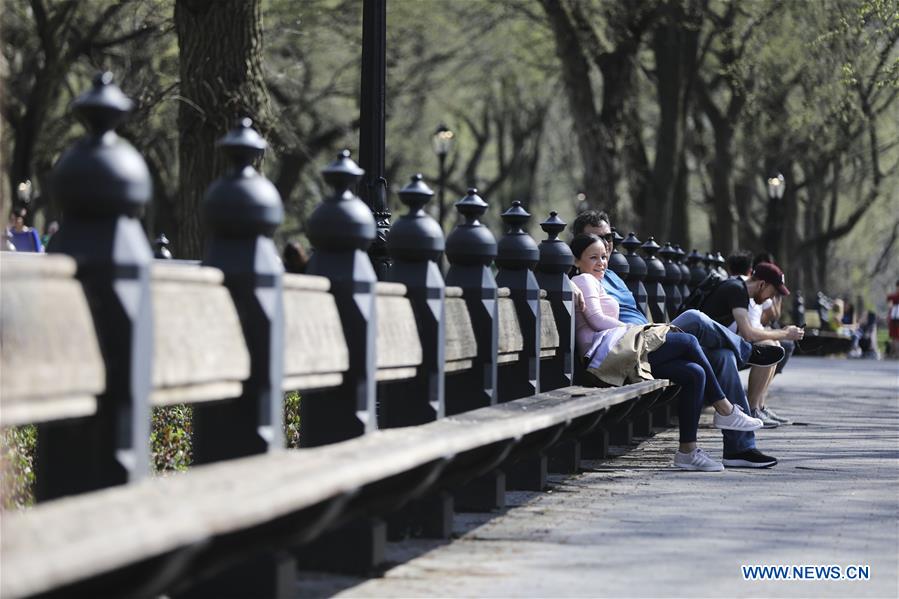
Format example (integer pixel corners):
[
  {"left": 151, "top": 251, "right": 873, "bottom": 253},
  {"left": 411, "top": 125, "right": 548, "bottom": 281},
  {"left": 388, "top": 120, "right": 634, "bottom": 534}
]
[
  {"left": 432, "top": 123, "right": 455, "bottom": 157},
  {"left": 767, "top": 171, "right": 785, "bottom": 200}
]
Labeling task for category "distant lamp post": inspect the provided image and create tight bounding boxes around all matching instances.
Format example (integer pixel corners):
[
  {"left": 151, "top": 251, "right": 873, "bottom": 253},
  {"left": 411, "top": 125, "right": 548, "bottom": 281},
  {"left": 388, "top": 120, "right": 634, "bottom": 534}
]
[
  {"left": 576, "top": 192, "right": 588, "bottom": 212},
  {"left": 432, "top": 123, "right": 455, "bottom": 228},
  {"left": 16, "top": 180, "right": 32, "bottom": 206},
  {"left": 767, "top": 171, "right": 785, "bottom": 201},
  {"left": 764, "top": 170, "right": 786, "bottom": 257}
]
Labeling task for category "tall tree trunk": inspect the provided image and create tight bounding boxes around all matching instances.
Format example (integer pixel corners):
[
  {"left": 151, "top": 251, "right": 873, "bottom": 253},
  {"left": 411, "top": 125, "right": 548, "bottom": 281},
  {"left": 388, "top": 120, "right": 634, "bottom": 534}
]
[
  {"left": 708, "top": 124, "right": 736, "bottom": 254},
  {"left": 8, "top": 66, "right": 56, "bottom": 203},
  {"left": 539, "top": 0, "right": 616, "bottom": 212},
  {"left": 645, "top": 1, "right": 699, "bottom": 240},
  {"left": 174, "top": 0, "right": 271, "bottom": 259},
  {"left": 670, "top": 153, "right": 690, "bottom": 248}
]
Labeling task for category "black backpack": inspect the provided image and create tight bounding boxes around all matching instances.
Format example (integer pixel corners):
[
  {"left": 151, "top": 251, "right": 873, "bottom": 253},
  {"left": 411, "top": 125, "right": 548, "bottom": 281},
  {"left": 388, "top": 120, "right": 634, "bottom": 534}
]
[{"left": 675, "top": 271, "right": 726, "bottom": 317}]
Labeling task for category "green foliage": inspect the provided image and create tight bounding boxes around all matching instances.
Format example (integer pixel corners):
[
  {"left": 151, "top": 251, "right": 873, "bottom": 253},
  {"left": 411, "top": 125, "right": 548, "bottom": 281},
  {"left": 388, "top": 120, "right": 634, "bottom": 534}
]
[
  {"left": 0, "top": 394, "right": 304, "bottom": 509},
  {"left": 284, "top": 391, "right": 302, "bottom": 448},
  {"left": 1, "top": 0, "right": 897, "bottom": 310},
  {"left": 151, "top": 405, "right": 193, "bottom": 473},
  {"left": 0, "top": 425, "right": 36, "bottom": 510}
]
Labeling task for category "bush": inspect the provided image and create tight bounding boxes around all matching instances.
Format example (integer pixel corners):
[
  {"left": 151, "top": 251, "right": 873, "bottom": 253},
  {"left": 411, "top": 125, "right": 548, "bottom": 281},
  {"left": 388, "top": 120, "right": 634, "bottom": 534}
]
[
  {"left": 0, "top": 393, "right": 303, "bottom": 508},
  {"left": 151, "top": 405, "right": 193, "bottom": 473},
  {"left": 284, "top": 391, "right": 301, "bottom": 448},
  {"left": 0, "top": 425, "right": 36, "bottom": 510}
]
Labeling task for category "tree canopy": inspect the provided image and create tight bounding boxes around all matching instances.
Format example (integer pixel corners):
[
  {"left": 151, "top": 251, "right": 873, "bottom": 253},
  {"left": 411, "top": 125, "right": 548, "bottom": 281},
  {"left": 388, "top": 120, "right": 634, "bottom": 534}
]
[{"left": 2, "top": 0, "right": 897, "bottom": 311}]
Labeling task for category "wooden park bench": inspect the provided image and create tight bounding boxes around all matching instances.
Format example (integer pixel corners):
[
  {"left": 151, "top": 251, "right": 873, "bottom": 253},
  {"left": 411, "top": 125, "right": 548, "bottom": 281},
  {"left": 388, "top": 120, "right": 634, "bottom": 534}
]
[{"left": 0, "top": 77, "right": 672, "bottom": 599}]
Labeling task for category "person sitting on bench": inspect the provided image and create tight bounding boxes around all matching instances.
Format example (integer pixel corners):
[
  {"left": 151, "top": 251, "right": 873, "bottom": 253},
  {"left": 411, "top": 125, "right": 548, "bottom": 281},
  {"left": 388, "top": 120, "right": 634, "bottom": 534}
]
[
  {"left": 571, "top": 209, "right": 784, "bottom": 468},
  {"left": 569, "top": 234, "right": 763, "bottom": 472},
  {"left": 723, "top": 251, "right": 793, "bottom": 428}
]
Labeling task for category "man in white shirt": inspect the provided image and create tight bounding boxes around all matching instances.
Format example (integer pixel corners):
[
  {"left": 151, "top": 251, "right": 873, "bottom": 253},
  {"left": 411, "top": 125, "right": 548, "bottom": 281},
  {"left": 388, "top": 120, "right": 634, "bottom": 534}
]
[{"left": 724, "top": 252, "right": 801, "bottom": 427}]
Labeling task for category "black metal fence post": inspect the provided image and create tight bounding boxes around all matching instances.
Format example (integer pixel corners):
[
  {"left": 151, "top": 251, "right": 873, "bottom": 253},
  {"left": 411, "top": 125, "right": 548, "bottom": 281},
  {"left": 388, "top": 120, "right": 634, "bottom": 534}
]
[
  {"left": 180, "top": 124, "right": 289, "bottom": 599},
  {"left": 621, "top": 233, "right": 649, "bottom": 318},
  {"left": 495, "top": 201, "right": 541, "bottom": 401},
  {"left": 383, "top": 174, "right": 446, "bottom": 427},
  {"left": 674, "top": 244, "right": 691, "bottom": 300},
  {"left": 495, "top": 202, "right": 547, "bottom": 492},
  {"left": 385, "top": 174, "right": 452, "bottom": 538},
  {"left": 296, "top": 151, "right": 384, "bottom": 575},
  {"left": 39, "top": 72, "right": 153, "bottom": 500},
  {"left": 660, "top": 242, "right": 683, "bottom": 319},
  {"left": 301, "top": 151, "right": 377, "bottom": 446},
  {"left": 444, "top": 188, "right": 504, "bottom": 511},
  {"left": 608, "top": 228, "right": 630, "bottom": 280},
  {"left": 192, "top": 119, "right": 285, "bottom": 463},
  {"left": 535, "top": 212, "right": 574, "bottom": 391},
  {"left": 687, "top": 249, "right": 706, "bottom": 291},
  {"left": 641, "top": 237, "right": 668, "bottom": 323},
  {"left": 444, "top": 188, "right": 498, "bottom": 414}
]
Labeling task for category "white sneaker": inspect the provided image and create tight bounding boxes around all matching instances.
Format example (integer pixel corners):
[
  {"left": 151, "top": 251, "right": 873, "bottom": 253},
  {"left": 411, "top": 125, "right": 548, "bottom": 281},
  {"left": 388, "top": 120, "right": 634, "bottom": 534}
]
[
  {"left": 713, "top": 404, "right": 763, "bottom": 431},
  {"left": 674, "top": 448, "right": 724, "bottom": 472}
]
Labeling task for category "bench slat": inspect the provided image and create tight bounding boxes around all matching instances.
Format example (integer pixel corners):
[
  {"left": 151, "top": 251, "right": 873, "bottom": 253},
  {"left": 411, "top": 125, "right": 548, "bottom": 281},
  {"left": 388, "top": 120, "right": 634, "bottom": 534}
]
[
  {"left": 282, "top": 273, "right": 349, "bottom": 392},
  {"left": 150, "top": 264, "right": 250, "bottom": 405},
  {"left": 497, "top": 289, "right": 524, "bottom": 363},
  {"left": 539, "top": 298, "right": 560, "bottom": 358},
  {"left": 375, "top": 282, "right": 422, "bottom": 381},
  {"left": 444, "top": 287, "right": 476, "bottom": 372},
  {"left": 0, "top": 254, "right": 104, "bottom": 427}
]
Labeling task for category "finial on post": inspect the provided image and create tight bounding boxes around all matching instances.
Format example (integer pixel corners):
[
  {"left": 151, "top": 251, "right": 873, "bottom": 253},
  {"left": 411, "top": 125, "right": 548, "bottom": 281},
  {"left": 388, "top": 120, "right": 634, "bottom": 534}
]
[
  {"left": 217, "top": 117, "right": 267, "bottom": 172},
  {"left": 72, "top": 71, "right": 134, "bottom": 136}
]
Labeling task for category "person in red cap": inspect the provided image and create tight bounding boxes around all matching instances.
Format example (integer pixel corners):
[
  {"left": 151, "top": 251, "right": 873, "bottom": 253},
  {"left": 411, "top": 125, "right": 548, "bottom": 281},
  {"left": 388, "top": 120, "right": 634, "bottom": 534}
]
[{"left": 698, "top": 261, "right": 804, "bottom": 468}]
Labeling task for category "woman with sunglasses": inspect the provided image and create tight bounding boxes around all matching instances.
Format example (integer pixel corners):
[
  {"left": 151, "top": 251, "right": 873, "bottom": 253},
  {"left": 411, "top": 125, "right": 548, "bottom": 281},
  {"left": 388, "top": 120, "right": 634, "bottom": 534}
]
[{"left": 569, "top": 234, "right": 762, "bottom": 471}]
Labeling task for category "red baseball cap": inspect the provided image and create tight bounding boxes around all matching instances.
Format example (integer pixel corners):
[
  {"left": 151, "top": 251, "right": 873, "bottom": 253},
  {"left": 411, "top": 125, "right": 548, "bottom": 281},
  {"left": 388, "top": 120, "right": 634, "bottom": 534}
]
[{"left": 752, "top": 262, "right": 790, "bottom": 295}]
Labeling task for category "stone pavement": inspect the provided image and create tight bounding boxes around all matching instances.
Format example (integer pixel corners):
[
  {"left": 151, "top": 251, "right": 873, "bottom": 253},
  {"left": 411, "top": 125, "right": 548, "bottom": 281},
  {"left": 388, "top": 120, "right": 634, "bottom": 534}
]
[{"left": 297, "top": 357, "right": 899, "bottom": 598}]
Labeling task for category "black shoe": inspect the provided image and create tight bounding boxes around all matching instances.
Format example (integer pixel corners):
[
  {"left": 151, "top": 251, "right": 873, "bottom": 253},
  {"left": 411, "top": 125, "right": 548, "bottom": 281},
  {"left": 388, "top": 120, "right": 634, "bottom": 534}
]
[
  {"left": 722, "top": 449, "right": 778, "bottom": 468},
  {"left": 746, "top": 344, "right": 785, "bottom": 367}
]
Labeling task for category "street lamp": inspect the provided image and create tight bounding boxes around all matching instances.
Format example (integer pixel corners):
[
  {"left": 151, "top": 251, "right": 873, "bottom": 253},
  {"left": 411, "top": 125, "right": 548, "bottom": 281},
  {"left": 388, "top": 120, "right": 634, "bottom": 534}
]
[
  {"left": 764, "top": 170, "right": 786, "bottom": 258},
  {"left": 432, "top": 123, "right": 455, "bottom": 229},
  {"left": 767, "top": 171, "right": 785, "bottom": 201}
]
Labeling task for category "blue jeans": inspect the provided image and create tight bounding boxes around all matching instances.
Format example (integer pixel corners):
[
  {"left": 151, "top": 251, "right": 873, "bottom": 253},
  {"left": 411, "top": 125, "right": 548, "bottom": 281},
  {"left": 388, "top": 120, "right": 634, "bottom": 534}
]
[
  {"left": 670, "top": 310, "right": 751, "bottom": 366},
  {"left": 670, "top": 310, "right": 756, "bottom": 455},
  {"left": 776, "top": 339, "right": 795, "bottom": 375},
  {"left": 648, "top": 333, "right": 726, "bottom": 444}
]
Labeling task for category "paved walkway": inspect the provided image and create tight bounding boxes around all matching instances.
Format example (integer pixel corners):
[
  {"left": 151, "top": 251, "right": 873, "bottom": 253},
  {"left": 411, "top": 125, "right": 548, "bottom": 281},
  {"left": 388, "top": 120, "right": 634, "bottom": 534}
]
[{"left": 298, "top": 357, "right": 899, "bottom": 598}]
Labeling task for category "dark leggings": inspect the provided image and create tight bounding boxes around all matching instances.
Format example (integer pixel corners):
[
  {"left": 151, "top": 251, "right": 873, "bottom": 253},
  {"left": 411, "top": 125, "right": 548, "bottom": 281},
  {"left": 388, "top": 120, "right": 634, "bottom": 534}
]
[{"left": 648, "top": 332, "right": 726, "bottom": 443}]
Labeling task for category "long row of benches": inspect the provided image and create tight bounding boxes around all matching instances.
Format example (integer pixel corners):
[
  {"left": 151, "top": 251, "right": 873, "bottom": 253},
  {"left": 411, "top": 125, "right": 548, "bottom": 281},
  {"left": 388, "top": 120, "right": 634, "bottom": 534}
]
[{"left": 0, "top": 75, "right": 673, "bottom": 599}]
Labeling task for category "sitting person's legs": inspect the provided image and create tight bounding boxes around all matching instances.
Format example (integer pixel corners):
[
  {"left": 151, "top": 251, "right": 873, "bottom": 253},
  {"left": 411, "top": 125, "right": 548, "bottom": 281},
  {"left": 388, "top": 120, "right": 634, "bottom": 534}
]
[
  {"left": 672, "top": 309, "right": 785, "bottom": 369},
  {"left": 646, "top": 333, "right": 762, "bottom": 471},
  {"left": 704, "top": 347, "right": 778, "bottom": 468},
  {"left": 775, "top": 339, "right": 795, "bottom": 375},
  {"left": 671, "top": 310, "right": 750, "bottom": 364}
]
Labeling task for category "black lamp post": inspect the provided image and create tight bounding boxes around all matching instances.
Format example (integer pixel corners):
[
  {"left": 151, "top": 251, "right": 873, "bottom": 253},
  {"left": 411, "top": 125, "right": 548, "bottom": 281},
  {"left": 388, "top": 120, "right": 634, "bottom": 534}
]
[
  {"left": 432, "top": 123, "right": 454, "bottom": 230},
  {"left": 764, "top": 171, "right": 785, "bottom": 255},
  {"left": 359, "top": 0, "right": 389, "bottom": 278}
]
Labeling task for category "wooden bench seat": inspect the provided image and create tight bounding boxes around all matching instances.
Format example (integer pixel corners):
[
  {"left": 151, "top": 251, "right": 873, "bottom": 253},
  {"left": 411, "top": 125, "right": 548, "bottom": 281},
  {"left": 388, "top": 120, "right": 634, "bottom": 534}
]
[{"left": 0, "top": 379, "right": 667, "bottom": 599}]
